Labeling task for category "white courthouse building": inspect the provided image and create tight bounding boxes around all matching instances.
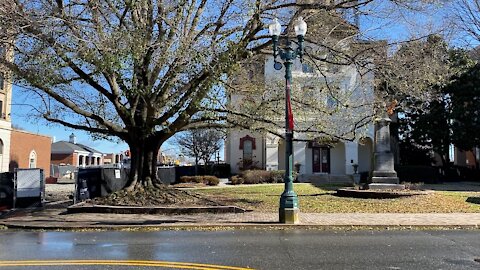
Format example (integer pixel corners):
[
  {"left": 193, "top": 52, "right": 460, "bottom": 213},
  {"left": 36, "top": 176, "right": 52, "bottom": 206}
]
[
  {"left": 225, "top": 12, "right": 376, "bottom": 182},
  {"left": 224, "top": 61, "right": 375, "bottom": 181}
]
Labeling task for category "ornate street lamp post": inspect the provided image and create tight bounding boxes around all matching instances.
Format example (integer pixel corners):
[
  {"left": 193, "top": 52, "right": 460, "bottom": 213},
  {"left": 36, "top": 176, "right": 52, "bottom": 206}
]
[{"left": 268, "top": 17, "right": 307, "bottom": 224}]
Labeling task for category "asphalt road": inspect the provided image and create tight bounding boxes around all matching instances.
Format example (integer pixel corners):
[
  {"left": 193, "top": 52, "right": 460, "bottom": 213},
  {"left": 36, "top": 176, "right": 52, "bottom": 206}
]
[{"left": 0, "top": 230, "right": 479, "bottom": 269}]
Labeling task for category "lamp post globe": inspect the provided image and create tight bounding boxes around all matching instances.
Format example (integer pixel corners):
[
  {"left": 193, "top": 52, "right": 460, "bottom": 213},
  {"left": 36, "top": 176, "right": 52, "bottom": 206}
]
[
  {"left": 269, "top": 17, "right": 307, "bottom": 224},
  {"left": 294, "top": 17, "right": 307, "bottom": 37},
  {"left": 269, "top": 18, "right": 282, "bottom": 37}
]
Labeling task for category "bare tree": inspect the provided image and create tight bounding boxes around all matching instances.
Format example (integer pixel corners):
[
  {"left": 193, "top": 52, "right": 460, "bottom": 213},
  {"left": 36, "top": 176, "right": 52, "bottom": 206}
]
[
  {"left": 175, "top": 129, "right": 223, "bottom": 175},
  {"left": 175, "top": 130, "right": 202, "bottom": 175},
  {"left": 0, "top": 0, "right": 448, "bottom": 194},
  {"left": 453, "top": 0, "right": 480, "bottom": 47}
]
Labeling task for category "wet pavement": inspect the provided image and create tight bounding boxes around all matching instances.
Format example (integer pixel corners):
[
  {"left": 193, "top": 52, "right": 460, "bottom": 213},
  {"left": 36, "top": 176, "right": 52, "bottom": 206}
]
[{"left": 0, "top": 230, "right": 480, "bottom": 269}]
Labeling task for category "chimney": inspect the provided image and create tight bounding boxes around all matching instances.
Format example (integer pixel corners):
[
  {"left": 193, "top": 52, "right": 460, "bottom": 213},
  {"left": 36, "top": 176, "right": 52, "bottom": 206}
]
[{"left": 69, "top": 133, "right": 76, "bottom": 144}]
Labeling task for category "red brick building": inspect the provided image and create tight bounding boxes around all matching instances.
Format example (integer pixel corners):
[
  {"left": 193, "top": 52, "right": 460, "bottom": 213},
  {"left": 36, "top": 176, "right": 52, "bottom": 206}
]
[
  {"left": 51, "top": 133, "right": 104, "bottom": 167},
  {"left": 103, "top": 152, "right": 126, "bottom": 164},
  {"left": 9, "top": 129, "right": 52, "bottom": 175}
]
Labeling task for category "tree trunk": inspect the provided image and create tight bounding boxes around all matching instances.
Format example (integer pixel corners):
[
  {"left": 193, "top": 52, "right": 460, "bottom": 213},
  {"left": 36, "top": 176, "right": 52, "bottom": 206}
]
[
  {"left": 474, "top": 148, "right": 479, "bottom": 169},
  {"left": 126, "top": 135, "right": 162, "bottom": 191},
  {"left": 195, "top": 157, "right": 199, "bottom": 176},
  {"left": 203, "top": 156, "right": 209, "bottom": 175}
]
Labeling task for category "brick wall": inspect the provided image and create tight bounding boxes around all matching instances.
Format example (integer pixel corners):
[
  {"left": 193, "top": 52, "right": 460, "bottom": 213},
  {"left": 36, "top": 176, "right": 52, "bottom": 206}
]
[
  {"left": 51, "top": 153, "right": 74, "bottom": 166},
  {"left": 10, "top": 129, "right": 52, "bottom": 175}
]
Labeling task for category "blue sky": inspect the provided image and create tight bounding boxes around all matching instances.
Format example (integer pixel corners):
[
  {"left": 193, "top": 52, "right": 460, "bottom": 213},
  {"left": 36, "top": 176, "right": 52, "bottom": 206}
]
[
  {"left": 9, "top": 1, "right": 466, "bottom": 156},
  {"left": 11, "top": 85, "right": 130, "bottom": 154},
  {"left": 359, "top": 1, "right": 454, "bottom": 43}
]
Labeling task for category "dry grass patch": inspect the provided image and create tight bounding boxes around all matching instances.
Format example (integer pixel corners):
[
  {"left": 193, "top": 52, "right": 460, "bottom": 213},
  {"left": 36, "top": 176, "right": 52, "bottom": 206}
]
[{"left": 195, "top": 183, "right": 480, "bottom": 213}]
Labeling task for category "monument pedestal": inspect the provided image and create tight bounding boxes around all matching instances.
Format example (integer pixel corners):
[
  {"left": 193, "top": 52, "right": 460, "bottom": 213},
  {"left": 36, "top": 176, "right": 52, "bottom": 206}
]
[
  {"left": 368, "top": 183, "right": 405, "bottom": 190},
  {"left": 369, "top": 116, "right": 404, "bottom": 190}
]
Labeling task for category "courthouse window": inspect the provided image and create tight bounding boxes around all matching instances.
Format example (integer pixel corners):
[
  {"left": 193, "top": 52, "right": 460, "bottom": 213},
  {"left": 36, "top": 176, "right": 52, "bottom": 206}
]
[{"left": 0, "top": 72, "right": 4, "bottom": 90}]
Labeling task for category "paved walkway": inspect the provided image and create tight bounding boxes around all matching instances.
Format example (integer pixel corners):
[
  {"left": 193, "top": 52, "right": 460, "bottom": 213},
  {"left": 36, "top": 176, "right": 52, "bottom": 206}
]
[
  {"left": 2, "top": 181, "right": 480, "bottom": 230},
  {"left": 2, "top": 204, "right": 480, "bottom": 229}
]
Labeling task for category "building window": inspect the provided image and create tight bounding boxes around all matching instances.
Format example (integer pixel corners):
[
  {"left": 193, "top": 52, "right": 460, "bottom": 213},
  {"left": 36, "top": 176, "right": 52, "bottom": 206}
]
[
  {"left": 248, "top": 70, "right": 254, "bottom": 80},
  {"left": 239, "top": 135, "right": 256, "bottom": 169},
  {"left": 302, "top": 63, "right": 314, "bottom": 73},
  {"left": 243, "top": 140, "right": 253, "bottom": 168},
  {"left": 449, "top": 144, "right": 455, "bottom": 163},
  {"left": 239, "top": 135, "right": 256, "bottom": 150},
  {"left": 29, "top": 150, "right": 37, "bottom": 168},
  {"left": 0, "top": 139, "right": 3, "bottom": 155},
  {"left": 327, "top": 95, "right": 338, "bottom": 109},
  {"left": 0, "top": 72, "right": 4, "bottom": 91},
  {"left": 301, "top": 86, "right": 316, "bottom": 99}
]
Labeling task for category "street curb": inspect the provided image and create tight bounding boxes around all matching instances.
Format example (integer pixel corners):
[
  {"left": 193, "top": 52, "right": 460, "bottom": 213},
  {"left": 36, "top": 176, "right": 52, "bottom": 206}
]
[{"left": 0, "top": 222, "right": 479, "bottom": 231}]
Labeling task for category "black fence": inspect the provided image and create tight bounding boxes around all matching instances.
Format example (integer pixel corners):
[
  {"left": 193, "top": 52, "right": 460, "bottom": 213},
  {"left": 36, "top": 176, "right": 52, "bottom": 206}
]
[
  {"left": 0, "top": 170, "right": 45, "bottom": 209},
  {"left": 157, "top": 167, "right": 176, "bottom": 185},
  {"left": 76, "top": 167, "right": 129, "bottom": 201},
  {"left": 440, "top": 166, "right": 480, "bottom": 182},
  {"left": 157, "top": 164, "right": 231, "bottom": 184},
  {"left": 75, "top": 164, "right": 231, "bottom": 201},
  {"left": 0, "top": 172, "right": 14, "bottom": 209},
  {"left": 395, "top": 165, "right": 440, "bottom": 183},
  {"left": 395, "top": 165, "right": 480, "bottom": 183}
]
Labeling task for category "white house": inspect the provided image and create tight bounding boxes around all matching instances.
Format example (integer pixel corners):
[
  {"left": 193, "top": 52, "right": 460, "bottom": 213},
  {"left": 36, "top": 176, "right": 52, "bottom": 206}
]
[{"left": 225, "top": 12, "right": 376, "bottom": 182}]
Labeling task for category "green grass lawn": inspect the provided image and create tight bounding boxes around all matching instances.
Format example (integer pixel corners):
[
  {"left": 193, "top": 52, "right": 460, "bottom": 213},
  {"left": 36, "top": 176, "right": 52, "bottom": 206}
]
[{"left": 194, "top": 183, "right": 480, "bottom": 213}]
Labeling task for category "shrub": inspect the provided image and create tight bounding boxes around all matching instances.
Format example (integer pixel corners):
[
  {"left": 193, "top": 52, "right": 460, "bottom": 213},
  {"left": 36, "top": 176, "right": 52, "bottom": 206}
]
[
  {"left": 270, "top": 170, "right": 299, "bottom": 183},
  {"left": 179, "top": 176, "right": 198, "bottom": 183},
  {"left": 271, "top": 170, "right": 285, "bottom": 183},
  {"left": 241, "top": 170, "right": 271, "bottom": 184},
  {"left": 230, "top": 175, "right": 244, "bottom": 185},
  {"left": 178, "top": 175, "right": 220, "bottom": 186},
  {"left": 203, "top": 176, "right": 220, "bottom": 186},
  {"left": 230, "top": 170, "right": 299, "bottom": 185}
]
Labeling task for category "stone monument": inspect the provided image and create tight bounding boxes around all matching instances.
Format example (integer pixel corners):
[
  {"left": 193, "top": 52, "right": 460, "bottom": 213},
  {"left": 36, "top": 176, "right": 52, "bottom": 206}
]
[{"left": 369, "top": 115, "right": 404, "bottom": 190}]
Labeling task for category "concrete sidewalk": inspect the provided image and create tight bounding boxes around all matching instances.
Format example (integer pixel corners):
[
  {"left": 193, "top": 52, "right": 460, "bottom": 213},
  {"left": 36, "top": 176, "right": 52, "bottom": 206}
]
[{"left": 1, "top": 203, "right": 480, "bottom": 230}]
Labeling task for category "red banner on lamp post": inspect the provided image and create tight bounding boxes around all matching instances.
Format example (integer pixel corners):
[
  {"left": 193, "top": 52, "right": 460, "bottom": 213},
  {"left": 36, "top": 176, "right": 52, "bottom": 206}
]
[{"left": 286, "top": 79, "right": 294, "bottom": 131}]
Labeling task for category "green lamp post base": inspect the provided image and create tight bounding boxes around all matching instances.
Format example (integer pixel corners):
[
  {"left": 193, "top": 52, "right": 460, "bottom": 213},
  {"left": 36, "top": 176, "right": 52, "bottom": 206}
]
[
  {"left": 279, "top": 207, "right": 300, "bottom": 224},
  {"left": 279, "top": 192, "right": 300, "bottom": 224}
]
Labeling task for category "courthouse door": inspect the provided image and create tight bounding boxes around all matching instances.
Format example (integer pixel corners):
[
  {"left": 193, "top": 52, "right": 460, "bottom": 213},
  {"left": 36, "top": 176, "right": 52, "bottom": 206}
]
[{"left": 312, "top": 147, "right": 330, "bottom": 173}]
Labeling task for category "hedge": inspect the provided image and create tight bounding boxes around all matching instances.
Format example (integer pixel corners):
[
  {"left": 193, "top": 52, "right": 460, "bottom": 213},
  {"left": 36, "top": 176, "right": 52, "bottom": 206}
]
[
  {"left": 230, "top": 170, "right": 297, "bottom": 185},
  {"left": 178, "top": 175, "right": 220, "bottom": 186}
]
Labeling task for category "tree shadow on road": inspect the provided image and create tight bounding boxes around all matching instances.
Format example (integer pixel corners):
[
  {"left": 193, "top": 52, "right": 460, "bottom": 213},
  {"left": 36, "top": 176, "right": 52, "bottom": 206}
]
[
  {"left": 94, "top": 220, "right": 194, "bottom": 226},
  {"left": 466, "top": 197, "right": 480, "bottom": 204}
]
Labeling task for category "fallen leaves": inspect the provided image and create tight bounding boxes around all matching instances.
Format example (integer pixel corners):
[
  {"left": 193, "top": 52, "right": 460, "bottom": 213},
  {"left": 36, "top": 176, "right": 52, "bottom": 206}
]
[{"left": 196, "top": 183, "right": 480, "bottom": 213}]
